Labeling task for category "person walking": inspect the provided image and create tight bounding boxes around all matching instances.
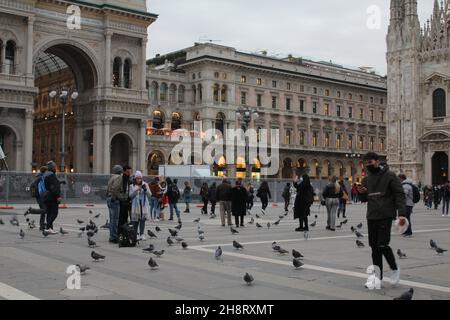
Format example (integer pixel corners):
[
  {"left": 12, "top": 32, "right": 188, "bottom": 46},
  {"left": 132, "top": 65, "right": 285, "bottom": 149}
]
[
  {"left": 231, "top": 180, "right": 248, "bottom": 227},
  {"left": 337, "top": 179, "right": 348, "bottom": 219},
  {"left": 351, "top": 183, "right": 359, "bottom": 203},
  {"left": 440, "top": 181, "right": 450, "bottom": 217},
  {"left": 358, "top": 152, "right": 406, "bottom": 286},
  {"left": 200, "top": 182, "right": 209, "bottom": 215},
  {"left": 167, "top": 177, "right": 182, "bottom": 223},
  {"left": 129, "top": 171, "right": 151, "bottom": 241},
  {"left": 423, "top": 186, "right": 433, "bottom": 210},
  {"left": 246, "top": 183, "right": 255, "bottom": 214},
  {"left": 282, "top": 183, "right": 291, "bottom": 213},
  {"left": 293, "top": 174, "right": 314, "bottom": 232},
  {"left": 216, "top": 179, "right": 232, "bottom": 227},
  {"left": 433, "top": 185, "right": 441, "bottom": 210},
  {"left": 182, "top": 181, "right": 192, "bottom": 213},
  {"left": 207, "top": 182, "right": 217, "bottom": 217},
  {"left": 118, "top": 165, "right": 132, "bottom": 237},
  {"left": 149, "top": 177, "right": 162, "bottom": 221},
  {"left": 322, "top": 176, "right": 342, "bottom": 231},
  {"left": 31, "top": 166, "right": 48, "bottom": 231},
  {"left": 398, "top": 174, "right": 415, "bottom": 237},
  {"left": 257, "top": 181, "right": 271, "bottom": 215},
  {"left": 41, "top": 161, "right": 61, "bottom": 234},
  {"left": 106, "top": 165, "right": 124, "bottom": 243}
]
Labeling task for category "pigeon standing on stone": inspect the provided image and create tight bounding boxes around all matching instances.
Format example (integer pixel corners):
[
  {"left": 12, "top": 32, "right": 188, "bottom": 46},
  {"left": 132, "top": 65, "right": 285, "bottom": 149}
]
[
  {"left": 293, "top": 258, "right": 304, "bottom": 269},
  {"left": 274, "top": 219, "right": 281, "bottom": 226},
  {"left": 355, "top": 231, "right": 364, "bottom": 238},
  {"left": 155, "top": 226, "right": 161, "bottom": 232},
  {"left": 231, "top": 227, "right": 239, "bottom": 234},
  {"left": 91, "top": 251, "right": 105, "bottom": 261},
  {"left": 152, "top": 250, "right": 165, "bottom": 257},
  {"left": 356, "top": 240, "right": 365, "bottom": 248},
  {"left": 19, "top": 229, "right": 25, "bottom": 239},
  {"left": 342, "top": 219, "right": 348, "bottom": 225},
  {"left": 272, "top": 244, "right": 281, "bottom": 252},
  {"left": 193, "top": 218, "right": 200, "bottom": 223},
  {"left": 357, "top": 223, "right": 363, "bottom": 229},
  {"left": 397, "top": 249, "right": 407, "bottom": 259},
  {"left": 76, "top": 264, "right": 90, "bottom": 274},
  {"left": 292, "top": 249, "right": 304, "bottom": 259},
  {"left": 255, "top": 214, "right": 261, "bottom": 219},
  {"left": 142, "top": 244, "right": 155, "bottom": 253},
  {"left": 314, "top": 215, "right": 318, "bottom": 219},
  {"left": 181, "top": 242, "right": 188, "bottom": 249},
  {"left": 310, "top": 221, "right": 317, "bottom": 227},
  {"left": 243, "top": 273, "right": 254, "bottom": 285},
  {"left": 77, "top": 219, "right": 84, "bottom": 224},
  {"left": 89, "top": 210, "right": 93, "bottom": 214},
  {"left": 393, "top": 288, "right": 414, "bottom": 300},
  {"left": 436, "top": 247, "right": 448, "bottom": 255},
  {"left": 88, "top": 238, "right": 98, "bottom": 248},
  {"left": 351, "top": 226, "right": 356, "bottom": 233},
  {"left": 233, "top": 240, "right": 244, "bottom": 250},
  {"left": 94, "top": 213, "right": 101, "bottom": 219},
  {"left": 430, "top": 240, "right": 438, "bottom": 250},
  {"left": 215, "top": 246, "right": 223, "bottom": 261},
  {"left": 175, "top": 224, "right": 182, "bottom": 230},
  {"left": 147, "top": 230, "right": 157, "bottom": 239},
  {"left": 167, "top": 237, "right": 174, "bottom": 246},
  {"left": 148, "top": 257, "right": 159, "bottom": 270},
  {"left": 169, "top": 228, "right": 178, "bottom": 237},
  {"left": 256, "top": 223, "right": 263, "bottom": 229}
]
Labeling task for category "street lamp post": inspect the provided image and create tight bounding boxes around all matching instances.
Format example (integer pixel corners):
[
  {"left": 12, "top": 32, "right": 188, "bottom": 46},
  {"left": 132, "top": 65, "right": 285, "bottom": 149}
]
[
  {"left": 49, "top": 88, "right": 78, "bottom": 173},
  {"left": 346, "top": 151, "right": 361, "bottom": 183},
  {"left": 236, "top": 106, "right": 259, "bottom": 179}
]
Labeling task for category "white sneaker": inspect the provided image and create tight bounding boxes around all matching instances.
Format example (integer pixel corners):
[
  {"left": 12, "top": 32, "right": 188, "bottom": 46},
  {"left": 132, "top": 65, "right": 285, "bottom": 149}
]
[
  {"left": 389, "top": 268, "right": 401, "bottom": 286},
  {"left": 137, "top": 234, "right": 142, "bottom": 241},
  {"left": 46, "top": 228, "right": 58, "bottom": 235},
  {"left": 141, "top": 235, "right": 146, "bottom": 241}
]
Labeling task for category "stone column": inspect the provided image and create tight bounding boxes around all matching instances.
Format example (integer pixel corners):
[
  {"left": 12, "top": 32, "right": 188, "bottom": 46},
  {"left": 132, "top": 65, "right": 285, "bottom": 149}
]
[
  {"left": 1, "top": 42, "right": 5, "bottom": 73},
  {"left": 138, "top": 119, "right": 147, "bottom": 174},
  {"left": 93, "top": 119, "right": 103, "bottom": 173},
  {"left": 103, "top": 117, "right": 111, "bottom": 174},
  {"left": 424, "top": 150, "right": 432, "bottom": 186},
  {"left": 74, "top": 120, "right": 84, "bottom": 173},
  {"left": 105, "top": 30, "right": 113, "bottom": 86},
  {"left": 131, "top": 147, "right": 138, "bottom": 171},
  {"left": 141, "top": 38, "right": 147, "bottom": 91},
  {"left": 24, "top": 110, "right": 33, "bottom": 171},
  {"left": 27, "top": 16, "right": 35, "bottom": 76}
]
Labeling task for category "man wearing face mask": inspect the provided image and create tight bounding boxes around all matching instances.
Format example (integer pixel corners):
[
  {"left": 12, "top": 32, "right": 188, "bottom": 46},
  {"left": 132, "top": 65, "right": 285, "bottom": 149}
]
[{"left": 358, "top": 152, "right": 407, "bottom": 288}]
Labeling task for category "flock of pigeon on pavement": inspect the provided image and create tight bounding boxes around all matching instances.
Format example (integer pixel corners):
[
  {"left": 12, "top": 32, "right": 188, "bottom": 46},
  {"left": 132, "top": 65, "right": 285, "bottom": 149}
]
[{"left": 1, "top": 206, "right": 448, "bottom": 301}]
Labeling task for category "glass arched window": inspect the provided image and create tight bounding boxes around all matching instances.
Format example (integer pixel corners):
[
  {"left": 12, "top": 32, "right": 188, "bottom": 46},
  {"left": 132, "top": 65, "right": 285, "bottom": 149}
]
[
  {"left": 123, "top": 59, "right": 131, "bottom": 88},
  {"left": 433, "top": 88, "right": 446, "bottom": 118},
  {"left": 171, "top": 112, "right": 182, "bottom": 130},
  {"left": 150, "top": 82, "right": 158, "bottom": 101},
  {"left": 160, "top": 83, "right": 168, "bottom": 101},
  {"left": 5, "top": 40, "right": 15, "bottom": 74},
  {"left": 152, "top": 110, "right": 164, "bottom": 129},
  {"left": 178, "top": 85, "right": 185, "bottom": 103},
  {"left": 113, "top": 57, "right": 121, "bottom": 87}
]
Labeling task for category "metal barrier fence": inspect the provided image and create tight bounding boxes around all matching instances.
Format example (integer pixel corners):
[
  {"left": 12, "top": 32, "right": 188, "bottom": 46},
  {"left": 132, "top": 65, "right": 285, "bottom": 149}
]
[{"left": 0, "top": 171, "right": 352, "bottom": 205}]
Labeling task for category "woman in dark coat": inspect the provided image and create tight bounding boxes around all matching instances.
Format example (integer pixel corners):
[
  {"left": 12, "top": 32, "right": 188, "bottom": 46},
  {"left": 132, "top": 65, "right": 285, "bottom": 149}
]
[
  {"left": 294, "top": 174, "right": 315, "bottom": 232},
  {"left": 207, "top": 182, "right": 217, "bottom": 216},
  {"left": 257, "top": 181, "right": 271, "bottom": 214},
  {"left": 231, "top": 180, "right": 248, "bottom": 227}
]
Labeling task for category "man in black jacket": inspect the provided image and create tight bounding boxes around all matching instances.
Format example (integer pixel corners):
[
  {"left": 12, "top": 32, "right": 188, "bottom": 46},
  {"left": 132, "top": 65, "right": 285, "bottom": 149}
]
[
  {"left": 358, "top": 153, "right": 407, "bottom": 287},
  {"left": 118, "top": 165, "right": 132, "bottom": 237},
  {"left": 216, "top": 179, "right": 232, "bottom": 227},
  {"left": 42, "top": 161, "right": 61, "bottom": 234}
]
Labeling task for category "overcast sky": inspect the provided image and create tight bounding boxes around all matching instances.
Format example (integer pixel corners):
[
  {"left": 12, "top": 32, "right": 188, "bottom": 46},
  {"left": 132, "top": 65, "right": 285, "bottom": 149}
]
[{"left": 145, "top": 1, "right": 435, "bottom": 76}]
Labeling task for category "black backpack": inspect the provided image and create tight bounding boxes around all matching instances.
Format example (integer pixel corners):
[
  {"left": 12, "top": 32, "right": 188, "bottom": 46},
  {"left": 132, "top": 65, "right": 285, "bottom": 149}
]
[
  {"left": 405, "top": 183, "right": 420, "bottom": 204},
  {"left": 118, "top": 223, "right": 137, "bottom": 247}
]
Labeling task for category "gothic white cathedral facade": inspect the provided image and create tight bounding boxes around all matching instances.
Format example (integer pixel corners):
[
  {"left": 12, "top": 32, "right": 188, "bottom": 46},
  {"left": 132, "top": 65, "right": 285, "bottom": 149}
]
[{"left": 387, "top": 0, "right": 450, "bottom": 185}]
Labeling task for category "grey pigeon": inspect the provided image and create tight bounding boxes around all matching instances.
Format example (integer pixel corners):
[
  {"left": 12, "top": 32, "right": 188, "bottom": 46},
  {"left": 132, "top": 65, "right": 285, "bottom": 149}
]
[
  {"left": 278, "top": 215, "right": 285, "bottom": 219},
  {"left": 278, "top": 248, "right": 289, "bottom": 255},
  {"left": 274, "top": 219, "right": 281, "bottom": 226},
  {"left": 292, "top": 249, "right": 304, "bottom": 259},
  {"left": 233, "top": 240, "right": 244, "bottom": 250},
  {"left": 147, "top": 230, "right": 157, "bottom": 239},
  {"left": 231, "top": 227, "right": 239, "bottom": 234},
  {"left": 0, "top": 218, "right": 4, "bottom": 225},
  {"left": 256, "top": 214, "right": 261, "bottom": 219},
  {"left": 436, "top": 247, "right": 448, "bottom": 255},
  {"left": 248, "top": 217, "right": 255, "bottom": 224},
  {"left": 148, "top": 257, "right": 159, "bottom": 270},
  {"left": 342, "top": 219, "right": 348, "bottom": 224},
  {"left": 256, "top": 223, "right": 263, "bottom": 228},
  {"left": 143, "top": 244, "right": 155, "bottom": 253},
  {"left": 215, "top": 246, "right": 223, "bottom": 260},
  {"left": 397, "top": 249, "right": 407, "bottom": 259},
  {"left": 91, "top": 251, "right": 105, "bottom": 261},
  {"left": 60, "top": 227, "right": 69, "bottom": 235},
  {"left": 273, "top": 245, "right": 281, "bottom": 252},
  {"left": 100, "top": 220, "right": 109, "bottom": 229},
  {"left": 430, "top": 240, "right": 438, "bottom": 249},
  {"left": 169, "top": 228, "right": 178, "bottom": 237},
  {"left": 19, "top": 229, "right": 25, "bottom": 239},
  {"left": 393, "top": 288, "right": 414, "bottom": 300},
  {"left": 79, "top": 227, "right": 86, "bottom": 232},
  {"left": 293, "top": 258, "right": 304, "bottom": 269},
  {"left": 267, "top": 222, "right": 271, "bottom": 229},
  {"left": 199, "top": 234, "right": 205, "bottom": 241},
  {"left": 355, "top": 231, "right": 364, "bottom": 238},
  {"left": 193, "top": 218, "right": 200, "bottom": 223},
  {"left": 77, "top": 219, "right": 84, "bottom": 224},
  {"left": 152, "top": 250, "right": 165, "bottom": 257},
  {"left": 198, "top": 228, "right": 205, "bottom": 235},
  {"left": 243, "top": 273, "right": 254, "bottom": 285},
  {"left": 86, "top": 230, "right": 95, "bottom": 238},
  {"left": 155, "top": 226, "right": 161, "bottom": 232},
  {"left": 314, "top": 215, "right": 318, "bottom": 219},
  {"left": 175, "top": 236, "right": 184, "bottom": 243},
  {"left": 94, "top": 213, "right": 101, "bottom": 219},
  {"left": 89, "top": 210, "right": 93, "bottom": 214},
  {"left": 88, "top": 238, "right": 98, "bottom": 248},
  {"left": 357, "top": 223, "right": 363, "bottom": 229},
  {"left": 10, "top": 217, "right": 19, "bottom": 227},
  {"left": 28, "top": 222, "right": 36, "bottom": 230},
  {"left": 76, "top": 264, "right": 90, "bottom": 274},
  {"left": 181, "top": 242, "right": 188, "bottom": 249},
  {"left": 310, "top": 221, "right": 317, "bottom": 227},
  {"left": 175, "top": 224, "right": 182, "bottom": 230},
  {"left": 351, "top": 226, "right": 356, "bottom": 232},
  {"left": 167, "top": 237, "right": 174, "bottom": 246},
  {"left": 356, "top": 240, "right": 365, "bottom": 248}
]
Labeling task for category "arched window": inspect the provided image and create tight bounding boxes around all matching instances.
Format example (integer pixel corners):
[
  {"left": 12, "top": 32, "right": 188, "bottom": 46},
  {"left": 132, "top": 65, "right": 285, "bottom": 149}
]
[
  {"left": 433, "top": 88, "right": 446, "bottom": 118},
  {"left": 336, "top": 134, "right": 341, "bottom": 148},
  {"left": 299, "top": 131, "right": 305, "bottom": 145},
  {"left": 215, "top": 113, "right": 225, "bottom": 134},
  {"left": 113, "top": 57, "right": 121, "bottom": 87},
  {"left": 285, "top": 129, "right": 291, "bottom": 145},
  {"left": 5, "top": 40, "right": 16, "bottom": 74},
  {"left": 221, "top": 85, "right": 227, "bottom": 103},
  {"left": 192, "top": 85, "right": 197, "bottom": 104},
  {"left": 152, "top": 110, "right": 164, "bottom": 129},
  {"left": 123, "top": 59, "right": 131, "bottom": 88},
  {"left": 171, "top": 112, "right": 182, "bottom": 130},
  {"left": 325, "top": 133, "right": 330, "bottom": 147},
  {"left": 160, "top": 83, "right": 168, "bottom": 101},
  {"left": 198, "top": 84, "right": 203, "bottom": 102},
  {"left": 178, "top": 85, "right": 185, "bottom": 103},
  {"left": 169, "top": 84, "right": 176, "bottom": 103},
  {"left": 213, "top": 84, "right": 220, "bottom": 103},
  {"left": 150, "top": 82, "right": 158, "bottom": 101}
]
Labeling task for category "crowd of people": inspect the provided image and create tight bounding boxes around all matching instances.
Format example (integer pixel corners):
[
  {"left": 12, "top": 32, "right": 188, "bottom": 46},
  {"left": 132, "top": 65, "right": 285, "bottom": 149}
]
[{"left": 422, "top": 183, "right": 450, "bottom": 216}]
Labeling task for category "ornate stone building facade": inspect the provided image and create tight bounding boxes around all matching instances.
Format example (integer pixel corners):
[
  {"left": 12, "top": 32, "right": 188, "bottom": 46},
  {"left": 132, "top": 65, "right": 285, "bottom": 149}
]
[
  {"left": 145, "top": 43, "right": 387, "bottom": 181},
  {"left": 387, "top": 0, "right": 450, "bottom": 185}
]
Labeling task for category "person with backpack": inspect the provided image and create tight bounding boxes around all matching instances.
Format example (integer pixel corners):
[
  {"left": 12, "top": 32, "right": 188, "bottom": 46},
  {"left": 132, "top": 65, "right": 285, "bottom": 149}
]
[
  {"left": 398, "top": 174, "right": 417, "bottom": 237},
  {"left": 31, "top": 166, "right": 48, "bottom": 231},
  {"left": 149, "top": 177, "right": 162, "bottom": 221},
  {"left": 207, "top": 182, "right": 217, "bottom": 217},
  {"left": 39, "top": 161, "right": 61, "bottom": 234},
  {"left": 257, "top": 181, "right": 271, "bottom": 215},
  {"left": 322, "top": 176, "right": 343, "bottom": 231},
  {"left": 433, "top": 185, "right": 441, "bottom": 210},
  {"left": 118, "top": 165, "right": 133, "bottom": 238},
  {"left": 129, "top": 171, "right": 151, "bottom": 241},
  {"left": 282, "top": 183, "right": 291, "bottom": 213},
  {"left": 167, "top": 177, "right": 182, "bottom": 223},
  {"left": 200, "top": 182, "right": 209, "bottom": 215},
  {"left": 294, "top": 174, "right": 314, "bottom": 232},
  {"left": 106, "top": 165, "right": 124, "bottom": 243},
  {"left": 441, "top": 182, "right": 450, "bottom": 217},
  {"left": 182, "top": 181, "right": 192, "bottom": 213}
]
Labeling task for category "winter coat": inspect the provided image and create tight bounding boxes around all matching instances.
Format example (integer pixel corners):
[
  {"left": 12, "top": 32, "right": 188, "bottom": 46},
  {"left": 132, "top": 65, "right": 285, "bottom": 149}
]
[
  {"left": 200, "top": 185, "right": 209, "bottom": 199},
  {"left": 216, "top": 182, "right": 232, "bottom": 201},
  {"left": 230, "top": 186, "right": 248, "bottom": 217},
  {"left": 107, "top": 174, "right": 123, "bottom": 201},
  {"left": 149, "top": 181, "right": 162, "bottom": 199},
  {"left": 167, "top": 183, "right": 180, "bottom": 204},
  {"left": 257, "top": 185, "right": 271, "bottom": 199},
  {"left": 360, "top": 164, "right": 406, "bottom": 220},
  {"left": 401, "top": 179, "right": 414, "bottom": 207},
  {"left": 293, "top": 181, "right": 314, "bottom": 219},
  {"left": 208, "top": 185, "right": 217, "bottom": 203},
  {"left": 43, "top": 171, "right": 61, "bottom": 203},
  {"left": 129, "top": 183, "right": 151, "bottom": 221},
  {"left": 183, "top": 186, "right": 193, "bottom": 203}
]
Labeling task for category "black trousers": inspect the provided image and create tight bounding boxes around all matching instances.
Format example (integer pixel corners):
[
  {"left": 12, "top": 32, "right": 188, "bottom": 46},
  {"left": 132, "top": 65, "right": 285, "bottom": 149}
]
[
  {"left": 299, "top": 216, "right": 309, "bottom": 231},
  {"left": 234, "top": 215, "right": 244, "bottom": 227},
  {"left": 210, "top": 201, "right": 216, "bottom": 215},
  {"left": 247, "top": 198, "right": 254, "bottom": 210},
  {"left": 44, "top": 201, "right": 59, "bottom": 230},
  {"left": 368, "top": 218, "right": 398, "bottom": 280},
  {"left": 284, "top": 198, "right": 290, "bottom": 212},
  {"left": 201, "top": 197, "right": 208, "bottom": 214},
  {"left": 118, "top": 201, "right": 130, "bottom": 236},
  {"left": 260, "top": 196, "right": 269, "bottom": 211}
]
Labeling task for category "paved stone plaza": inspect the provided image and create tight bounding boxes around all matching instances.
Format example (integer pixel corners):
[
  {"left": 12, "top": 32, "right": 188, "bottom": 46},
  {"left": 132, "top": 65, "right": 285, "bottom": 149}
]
[{"left": 0, "top": 202, "right": 449, "bottom": 300}]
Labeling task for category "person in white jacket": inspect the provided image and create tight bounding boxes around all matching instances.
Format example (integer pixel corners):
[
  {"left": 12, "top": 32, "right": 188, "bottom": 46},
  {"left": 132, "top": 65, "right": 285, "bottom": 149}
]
[
  {"left": 129, "top": 171, "right": 151, "bottom": 240},
  {"left": 399, "top": 174, "right": 414, "bottom": 237}
]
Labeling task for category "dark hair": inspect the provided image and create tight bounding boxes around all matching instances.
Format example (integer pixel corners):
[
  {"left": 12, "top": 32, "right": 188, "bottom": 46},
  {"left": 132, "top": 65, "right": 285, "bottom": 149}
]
[
  {"left": 302, "top": 174, "right": 311, "bottom": 185},
  {"left": 363, "top": 152, "right": 379, "bottom": 161},
  {"left": 398, "top": 174, "right": 407, "bottom": 181},
  {"left": 123, "top": 165, "right": 132, "bottom": 171},
  {"left": 166, "top": 177, "right": 172, "bottom": 185}
]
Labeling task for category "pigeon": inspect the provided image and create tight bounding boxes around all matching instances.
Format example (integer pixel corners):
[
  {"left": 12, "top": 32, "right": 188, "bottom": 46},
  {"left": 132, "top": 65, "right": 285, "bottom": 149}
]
[
  {"left": 76, "top": 264, "right": 90, "bottom": 274},
  {"left": 336, "top": 222, "right": 343, "bottom": 229},
  {"left": 101, "top": 220, "right": 110, "bottom": 229},
  {"left": 356, "top": 240, "right": 365, "bottom": 248},
  {"left": 274, "top": 219, "right": 281, "bottom": 226},
  {"left": 292, "top": 249, "right": 304, "bottom": 259},
  {"left": 19, "top": 229, "right": 25, "bottom": 239},
  {"left": 273, "top": 245, "right": 281, "bottom": 252},
  {"left": 152, "top": 250, "right": 165, "bottom": 257},
  {"left": 193, "top": 218, "right": 200, "bottom": 223},
  {"left": 342, "top": 219, "right": 348, "bottom": 225},
  {"left": 256, "top": 223, "right": 263, "bottom": 229},
  {"left": 199, "top": 234, "right": 205, "bottom": 241},
  {"left": 267, "top": 222, "right": 271, "bottom": 229},
  {"left": 91, "top": 251, "right": 105, "bottom": 261},
  {"left": 197, "top": 228, "right": 205, "bottom": 235},
  {"left": 310, "top": 221, "right": 317, "bottom": 227},
  {"left": 148, "top": 257, "right": 159, "bottom": 270},
  {"left": 397, "top": 249, "right": 407, "bottom": 259},
  {"left": 89, "top": 210, "right": 93, "bottom": 214},
  {"left": 42, "top": 229, "right": 51, "bottom": 237},
  {"left": 233, "top": 240, "right": 244, "bottom": 250},
  {"left": 355, "top": 231, "right": 364, "bottom": 238},
  {"left": 0, "top": 218, "right": 4, "bottom": 225},
  {"left": 79, "top": 227, "right": 86, "bottom": 232},
  {"left": 77, "top": 219, "right": 84, "bottom": 224},
  {"left": 278, "top": 215, "right": 285, "bottom": 219},
  {"left": 60, "top": 227, "right": 69, "bottom": 235},
  {"left": 147, "top": 230, "right": 157, "bottom": 239},
  {"left": 430, "top": 240, "right": 438, "bottom": 250},
  {"left": 357, "top": 223, "right": 363, "bottom": 229},
  {"left": 175, "top": 236, "right": 184, "bottom": 243},
  {"left": 169, "top": 229, "right": 178, "bottom": 237},
  {"left": 28, "top": 222, "right": 36, "bottom": 230},
  {"left": 256, "top": 214, "right": 261, "bottom": 219},
  {"left": 243, "top": 273, "right": 254, "bottom": 285},
  {"left": 167, "top": 237, "right": 174, "bottom": 246},
  {"left": 87, "top": 231, "right": 95, "bottom": 238},
  {"left": 155, "top": 226, "right": 161, "bottom": 232},
  {"left": 143, "top": 244, "right": 155, "bottom": 253},
  {"left": 284, "top": 212, "right": 289, "bottom": 216},
  {"left": 94, "top": 213, "right": 101, "bottom": 219},
  {"left": 435, "top": 247, "right": 448, "bottom": 255},
  {"left": 293, "top": 258, "right": 304, "bottom": 269},
  {"left": 215, "top": 246, "right": 223, "bottom": 260},
  {"left": 88, "top": 238, "right": 98, "bottom": 248},
  {"left": 271, "top": 241, "right": 278, "bottom": 249},
  {"left": 181, "top": 242, "right": 188, "bottom": 249},
  {"left": 278, "top": 248, "right": 289, "bottom": 255},
  {"left": 393, "top": 288, "right": 414, "bottom": 300},
  {"left": 304, "top": 231, "right": 309, "bottom": 240},
  {"left": 314, "top": 215, "right": 318, "bottom": 219},
  {"left": 231, "top": 227, "right": 239, "bottom": 234},
  {"left": 175, "top": 224, "right": 182, "bottom": 230},
  {"left": 89, "top": 220, "right": 95, "bottom": 226},
  {"left": 248, "top": 217, "right": 255, "bottom": 225},
  {"left": 10, "top": 217, "right": 19, "bottom": 227},
  {"left": 351, "top": 226, "right": 356, "bottom": 233}
]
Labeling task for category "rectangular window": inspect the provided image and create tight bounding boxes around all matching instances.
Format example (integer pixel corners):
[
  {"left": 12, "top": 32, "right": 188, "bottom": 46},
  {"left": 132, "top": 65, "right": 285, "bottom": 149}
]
[
  {"left": 300, "top": 100, "right": 305, "bottom": 112},
  {"left": 300, "top": 132, "right": 305, "bottom": 145},
  {"left": 300, "top": 85, "right": 304, "bottom": 92},
  {"left": 349, "top": 107, "right": 353, "bottom": 118},
  {"left": 285, "top": 130, "right": 291, "bottom": 145},
  {"left": 313, "top": 87, "right": 317, "bottom": 94},
  {"left": 348, "top": 135, "right": 353, "bottom": 148},
  {"left": 370, "top": 137, "right": 374, "bottom": 151},
  {"left": 325, "top": 89, "right": 330, "bottom": 96},
  {"left": 272, "top": 96, "right": 277, "bottom": 109},
  {"left": 380, "top": 138, "right": 385, "bottom": 151},
  {"left": 370, "top": 97, "right": 374, "bottom": 103},
  {"left": 312, "top": 132, "right": 318, "bottom": 146},
  {"left": 325, "top": 133, "right": 330, "bottom": 147},
  {"left": 241, "top": 92, "right": 247, "bottom": 105},
  {"left": 360, "top": 95, "right": 364, "bottom": 102},
  {"left": 241, "top": 75, "right": 247, "bottom": 83},
  {"left": 359, "top": 136, "right": 364, "bottom": 149},
  {"left": 337, "top": 105, "right": 341, "bottom": 117},
  {"left": 257, "top": 94, "right": 262, "bottom": 107},
  {"left": 370, "top": 110, "right": 374, "bottom": 121},
  {"left": 337, "top": 91, "right": 341, "bottom": 98},
  {"left": 348, "top": 93, "right": 353, "bottom": 100},
  {"left": 337, "top": 134, "right": 341, "bottom": 148},
  {"left": 359, "top": 108, "right": 364, "bottom": 120},
  {"left": 313, "top": 102, "right": 317, "bottom": 114},
  {"left": 380, "top": 98, "right": 384, "bottom": 105},
  {"left": 272, "top": 80, "right": 277, "bottom": 88},
  {"left": 324, "top": 103, "right": 330, "bottom": 116},
  {"left": 256, "top": 78, "right": 262, "bottom": 86},
  {"left": 381, "top": 111, "right": 384, "bottom": 122},
  {"left": 287, "top": 82, "right": 291, "bottom": 90},
  {"left": 286, "top": 98, "right": 291, "bottom": 111}
]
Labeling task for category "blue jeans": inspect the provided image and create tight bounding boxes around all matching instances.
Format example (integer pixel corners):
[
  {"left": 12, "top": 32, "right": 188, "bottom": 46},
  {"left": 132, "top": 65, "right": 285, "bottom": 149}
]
[
  {"left": 442, "top": 198, "right": 450, "bottom": 216},
  {"left": 150, "top": 197, "right": 161, "bottom": 219},
  {"left": 169, "top": 203, "right": 180, "bottom": 220},
  {"left": 107, "top": 197, "right": 120, "bottom": 241},
  {"left": 132, "top": 219, "right": 146, "bottom": 236},
  {"left": 403, "top": 206, "right": 413, "bottom": 236}
]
